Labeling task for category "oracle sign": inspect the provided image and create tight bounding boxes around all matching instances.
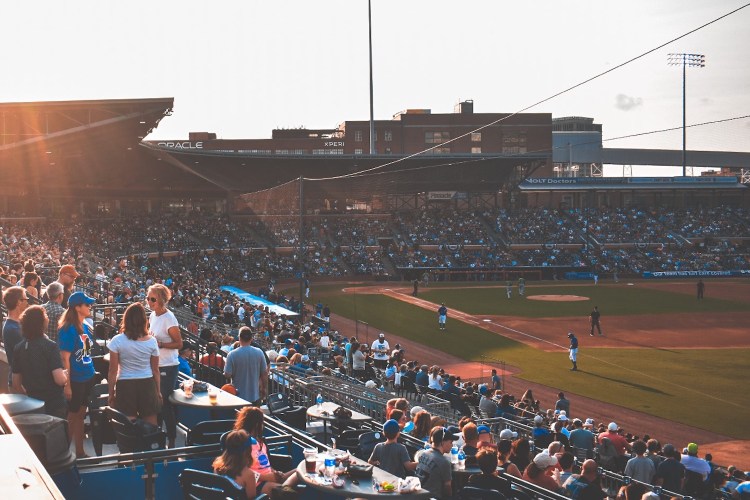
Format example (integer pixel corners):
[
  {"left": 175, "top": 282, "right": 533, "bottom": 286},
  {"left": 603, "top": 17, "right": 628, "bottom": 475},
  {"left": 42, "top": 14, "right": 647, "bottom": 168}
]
[{"left": 157, "top": 141, "right": 204, "bottom": 149}]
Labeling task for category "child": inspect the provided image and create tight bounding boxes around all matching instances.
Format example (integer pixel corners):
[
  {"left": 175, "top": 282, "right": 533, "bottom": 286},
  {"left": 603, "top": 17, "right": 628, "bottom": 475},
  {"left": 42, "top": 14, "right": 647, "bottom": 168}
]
[{"left": 369, "top": 419, "right": 417, "bottom": 478}]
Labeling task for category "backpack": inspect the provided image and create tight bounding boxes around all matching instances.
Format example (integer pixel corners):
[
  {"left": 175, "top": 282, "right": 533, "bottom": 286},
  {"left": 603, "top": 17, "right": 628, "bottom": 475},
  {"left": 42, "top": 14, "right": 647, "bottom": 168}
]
[{"left": 596, "top": 437, "right": 619, "bottom": 471}]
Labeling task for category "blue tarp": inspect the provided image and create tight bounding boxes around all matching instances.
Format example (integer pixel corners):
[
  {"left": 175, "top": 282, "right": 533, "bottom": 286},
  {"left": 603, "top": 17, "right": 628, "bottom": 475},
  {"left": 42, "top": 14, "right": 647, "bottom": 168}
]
[{"left": 220, "top": 286, "right": 299, "bottom": 316}]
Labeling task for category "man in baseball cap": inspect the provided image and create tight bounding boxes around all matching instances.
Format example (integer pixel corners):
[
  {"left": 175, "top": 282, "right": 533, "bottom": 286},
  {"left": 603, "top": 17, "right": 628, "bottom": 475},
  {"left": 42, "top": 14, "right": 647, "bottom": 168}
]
[
  {"left": 416, "top": 427, "right": 457, "bottom": 498},
  {"left": 372, "top": 332, "right": 389, "bottom": 368}
]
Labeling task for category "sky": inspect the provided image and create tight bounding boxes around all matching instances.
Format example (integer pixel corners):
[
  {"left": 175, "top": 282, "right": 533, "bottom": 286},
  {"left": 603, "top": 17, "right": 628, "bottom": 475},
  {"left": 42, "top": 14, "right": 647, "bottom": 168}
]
[{"left": 2, "top": 1, "right": 749, "bottom": 176}]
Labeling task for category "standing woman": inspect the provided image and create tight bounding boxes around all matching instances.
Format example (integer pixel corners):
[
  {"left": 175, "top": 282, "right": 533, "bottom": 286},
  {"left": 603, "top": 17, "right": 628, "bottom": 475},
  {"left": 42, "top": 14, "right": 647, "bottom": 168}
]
[
  {"left": 23, "top": 272, "right": 41, "bottom": 300},
  {"left": 11, "top": 306, "right": 68, "bottom": 419},
  {"left": 58, "top": 292, "right": 97, "bottom": 458},
  {"left": 107, "top": 302, "right": 161, "bottom": 425},
  {"left": 147, "top": 284, "right": 182, "bottom": 448}
]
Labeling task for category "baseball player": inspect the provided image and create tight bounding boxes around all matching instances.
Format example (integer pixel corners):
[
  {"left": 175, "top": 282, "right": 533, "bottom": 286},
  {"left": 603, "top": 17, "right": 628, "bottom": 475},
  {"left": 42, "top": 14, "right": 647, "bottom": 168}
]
[
  {"left": 568, "top": 332, "right": 578, "bottom": 371},
  {"left": 518, "top": 277, "right": 526, "bottom": 296},
  {"left": 506, "top": 281, "right": 512, "bottom": 299},
  {"left": 437, "top": 303, "right": 447, "bottom": 331}
]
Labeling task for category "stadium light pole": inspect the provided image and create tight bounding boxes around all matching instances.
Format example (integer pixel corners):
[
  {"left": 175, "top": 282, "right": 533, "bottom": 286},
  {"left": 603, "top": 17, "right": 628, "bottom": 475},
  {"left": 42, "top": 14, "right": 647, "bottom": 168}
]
[
  {"left": 368, "top": 0, "right": 376, "bottom": 155},
  {"left": 668, "top": 53, "right": 705, "bottom": 177}
]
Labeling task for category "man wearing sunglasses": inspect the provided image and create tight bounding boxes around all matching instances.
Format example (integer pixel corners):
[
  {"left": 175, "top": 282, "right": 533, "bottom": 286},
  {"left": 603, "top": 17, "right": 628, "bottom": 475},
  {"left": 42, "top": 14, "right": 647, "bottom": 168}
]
[
  {"left": 415, "top": 426, "right": 458, "bottom": 498},
  {"left": 2, "top": 287, "right": 30, "bottom": 388}
]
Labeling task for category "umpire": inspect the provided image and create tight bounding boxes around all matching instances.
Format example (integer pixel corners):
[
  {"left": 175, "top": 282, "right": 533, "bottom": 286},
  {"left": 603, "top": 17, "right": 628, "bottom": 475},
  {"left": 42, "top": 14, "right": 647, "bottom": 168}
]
[{"left": 589, "top": 306, "right": 602, "bottom": 336}]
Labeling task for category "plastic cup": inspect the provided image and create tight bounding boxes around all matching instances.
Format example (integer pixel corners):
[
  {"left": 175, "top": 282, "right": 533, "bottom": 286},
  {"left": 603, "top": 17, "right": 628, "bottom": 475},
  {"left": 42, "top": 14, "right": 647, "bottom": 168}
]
[
  {"left": 304, "top": 448, "right": 318, "bottom": 473},
  {"left": 208, "top": 388, "right": 218, "bottom": 405},
  {"left": 183, "top": 379, "right": 194, "bottom": 398}
]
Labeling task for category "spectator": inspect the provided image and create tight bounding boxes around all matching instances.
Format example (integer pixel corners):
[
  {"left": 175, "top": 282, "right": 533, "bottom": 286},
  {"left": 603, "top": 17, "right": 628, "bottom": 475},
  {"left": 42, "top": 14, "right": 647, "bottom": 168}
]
[
  {"left": 558, "top": 451, "right": 576, "bottom": 486},
  {"left": 491, "top": 368, "right": 501, "bottom": 391},
  {"left": 568, "top": 418, "right": 596, "bottom": 457},
  {"left": 524, "top": 452, "right": 563, "bottom": 493},
  {"left": 233, "top": 407, "right": 296, "bottom": 495},
  {"left": 368, "top": 419, "right": 416, "bottom": 478},
  {"left": 410, "top": 410, "right": 432, "bottom": 441},
  {"left": 468, "top": 448, "right": 512, "bottom": 496},
  {"left": 598, "top": 422, "right": 632, "bottom": 458},
  {"left": 177, "top": 346, "right": 193, "bottom": 377},
  {"left": 680, "top": 442, "right": 711, "bottom": 480},
  {"left": 461, "top": 423, "right": 480, "bottom": 461},
  {"left": 478, "top": 385, "right": 498, "bottom": 416},
  {"left": 212, "top": 429, "right": 258, "bottom": 498},
  {"left": 497, "top": 431, "right": 522, "bottom": 478},
  {"left": 23, "top": 271, "right": 41, "bottom": 300},
  {"left": 654, "top": 444, "right": 686, "bottom": 494},
  {"left": 148, "top": 283, "right": 183, "bottom": 449},
  {"left": 58, "top": 291, "right": 97, "bottom": 458},
  {"left": 56, "top": 264, "right": 79, "bottom": 305},
  {"left": 42, "top": 281, "right": 65, "bottom": 342},
  {"left": 415, "top": 426, "right": 456, "bottom": 499},
  {"left": 415, "top": 365, "right": 429, "bottom": 387},
  {"left": 11, "top": 305, "right": 67, "bottom": 419},
  {"left": 624, "top": 440, "right": 656, "bottom": 484},
  {"left": 107, "top": 302, "right": 161, "bottom": 426},
  {"left": 200, "top": 342, "right": 226, "bottom": 370},
  {"left": 532, "top": 414, "right": 553, "bottom": 448},
  {"left": 511, "top": 437, "right": 532, "bottom": 473},
  {"left": 563, "top": 458, "right": 607, "bottom": 500},
  {"left": 224, "top": 326, "right": 268, "bottom": 405},
  {"left": 2, "top": 286, "right": 29, "bottom": 387},
  {"left": 352, "top": 342, "right": 366, "bottom": 379}
]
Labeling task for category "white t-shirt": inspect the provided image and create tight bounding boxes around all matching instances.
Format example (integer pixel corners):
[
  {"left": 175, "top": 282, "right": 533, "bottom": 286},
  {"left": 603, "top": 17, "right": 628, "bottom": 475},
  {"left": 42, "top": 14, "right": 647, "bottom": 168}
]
[
  {"left": 108, "top": 333, "right": 159, "bottom": 380},
  {"left": 372, "top": 339, "right": 390, "bottom": 360},
  {"left": 150, "top": 310, "right": 180, "bottom": 367},
  {"left": 319, "top": 335, "right": 330, "bottom": 349},
  {"left": 428, "top": 374, "right": 443, "bottom": 390}
]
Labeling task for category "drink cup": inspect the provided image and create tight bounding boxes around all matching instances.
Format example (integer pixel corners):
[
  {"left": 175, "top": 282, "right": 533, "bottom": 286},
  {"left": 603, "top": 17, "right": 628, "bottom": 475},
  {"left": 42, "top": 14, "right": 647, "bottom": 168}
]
[
  {"left": 183, "top": 379, "right": 194, "bottom": 398},
  {"left": 208, "top": 388, "right": 218, "bottom": 405},
  {"left": 304, "top": 448, "right": 318, "bottom": 473}
]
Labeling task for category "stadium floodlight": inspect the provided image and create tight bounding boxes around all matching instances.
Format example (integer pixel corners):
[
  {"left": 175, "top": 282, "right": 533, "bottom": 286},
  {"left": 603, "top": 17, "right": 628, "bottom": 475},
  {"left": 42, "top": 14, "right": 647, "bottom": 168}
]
[
  {"left": 368, "top": 0, "right": 375, "bottom": 155},
  {"left": 667, "top": 53, "right": 706, "bottom": 177}
]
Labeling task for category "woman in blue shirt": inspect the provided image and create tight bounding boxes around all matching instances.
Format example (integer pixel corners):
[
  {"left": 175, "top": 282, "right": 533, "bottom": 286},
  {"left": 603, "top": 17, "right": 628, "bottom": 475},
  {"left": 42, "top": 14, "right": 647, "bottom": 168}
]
[{"left": 58, "top": 291, "right": 97, "bottom": 458}]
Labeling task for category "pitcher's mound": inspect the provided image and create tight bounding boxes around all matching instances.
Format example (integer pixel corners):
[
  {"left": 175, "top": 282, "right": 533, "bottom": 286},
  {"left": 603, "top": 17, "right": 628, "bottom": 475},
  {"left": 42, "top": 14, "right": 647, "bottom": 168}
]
[{"left": 527, "top": 295, "right": 590, "bottom": 302}]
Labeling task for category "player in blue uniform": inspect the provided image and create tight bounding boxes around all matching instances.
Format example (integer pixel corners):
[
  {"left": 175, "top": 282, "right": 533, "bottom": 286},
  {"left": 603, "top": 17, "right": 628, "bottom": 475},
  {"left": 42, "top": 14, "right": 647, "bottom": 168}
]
[{"left": 437, "top": 303, "right": 447, "bottom": 331}]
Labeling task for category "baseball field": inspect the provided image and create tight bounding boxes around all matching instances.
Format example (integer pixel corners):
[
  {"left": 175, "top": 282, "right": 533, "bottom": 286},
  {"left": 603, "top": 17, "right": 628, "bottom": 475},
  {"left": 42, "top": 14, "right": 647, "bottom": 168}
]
[{"left": 294, "top": 278, "right": 750, "bottom": 459}]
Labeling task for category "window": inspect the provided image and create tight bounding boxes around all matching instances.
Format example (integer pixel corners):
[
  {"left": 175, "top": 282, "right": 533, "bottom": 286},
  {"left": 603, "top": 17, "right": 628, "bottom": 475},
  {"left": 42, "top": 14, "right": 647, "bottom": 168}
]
[
  {"left": 471, "top": 132, "right": 482, "bottom": 142},
  {"left": 433, "top": 147, "right": 451, "bottom": 154},
  {"left": 471, "top": 147, "right": 482, "bottom": 154},
  {"left": 384, "top": 130, "right": 393, "bottom": 142},
  {"left": 384, "top": 147, "right": 392, "bottom": 154},
  {"left": 354, "top": 130, "right": 363, "bottom": 142},
  {"left": 312, "top": 149, "right": 344, "bottom": 155},
  {"left": 355, "top": 148, "right": 363, "bottom": 155},
  {"left": 425, "top": 131, "right": 450, "bottom": 144}
]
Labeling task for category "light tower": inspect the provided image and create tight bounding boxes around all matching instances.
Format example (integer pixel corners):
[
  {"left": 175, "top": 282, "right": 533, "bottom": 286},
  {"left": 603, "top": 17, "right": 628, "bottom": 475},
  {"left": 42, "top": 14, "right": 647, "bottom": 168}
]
[{"left": 668, "top": 53, "right": 705, "bottom": 177}]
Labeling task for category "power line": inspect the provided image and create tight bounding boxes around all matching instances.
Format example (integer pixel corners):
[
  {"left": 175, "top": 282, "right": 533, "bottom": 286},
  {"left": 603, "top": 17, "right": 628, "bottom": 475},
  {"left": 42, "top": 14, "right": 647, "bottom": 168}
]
[{"left": 307, "top": 2, "right": 750, "bottom": 182}]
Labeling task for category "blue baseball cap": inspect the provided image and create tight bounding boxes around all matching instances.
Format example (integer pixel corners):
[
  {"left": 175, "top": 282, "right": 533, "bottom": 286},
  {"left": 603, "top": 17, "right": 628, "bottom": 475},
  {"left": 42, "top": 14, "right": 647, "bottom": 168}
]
[
  {"left": 68, "top": 291, "right": 96, "bottom": 307},
  {"left": 479, "top": 385, "right": 489, "bottom": 395},
  {"left": 477, "top": 425, "right": 491, "bottom": 435},
  {"left": 383, "top": 419, "right": 400, "bottom": 435}
]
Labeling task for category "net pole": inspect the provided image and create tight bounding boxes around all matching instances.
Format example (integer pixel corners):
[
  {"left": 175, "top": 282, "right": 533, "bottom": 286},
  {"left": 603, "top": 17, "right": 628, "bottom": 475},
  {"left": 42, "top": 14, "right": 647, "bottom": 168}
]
[{"left": 298, "top": 176, "right": 305, "bottom": 311}]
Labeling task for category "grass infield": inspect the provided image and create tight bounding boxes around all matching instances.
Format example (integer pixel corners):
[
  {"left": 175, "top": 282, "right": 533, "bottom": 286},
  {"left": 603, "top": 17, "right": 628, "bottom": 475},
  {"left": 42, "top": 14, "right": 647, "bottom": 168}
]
[{"left": 302, "top": 282, "right": 749, "bottom": 439}]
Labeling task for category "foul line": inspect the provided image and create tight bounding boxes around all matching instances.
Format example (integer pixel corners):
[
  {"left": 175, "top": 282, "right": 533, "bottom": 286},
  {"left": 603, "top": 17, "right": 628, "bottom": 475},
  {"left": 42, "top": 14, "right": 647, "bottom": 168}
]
[{"left": 382, "top": 288, "right": 747, "bottom": 410}]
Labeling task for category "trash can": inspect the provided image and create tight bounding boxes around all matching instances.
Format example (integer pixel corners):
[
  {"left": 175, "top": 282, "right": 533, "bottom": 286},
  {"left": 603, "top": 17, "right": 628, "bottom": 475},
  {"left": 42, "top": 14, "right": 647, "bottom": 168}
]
[{"left": 12, "top": 413, "right": 81, "bottom": 499}]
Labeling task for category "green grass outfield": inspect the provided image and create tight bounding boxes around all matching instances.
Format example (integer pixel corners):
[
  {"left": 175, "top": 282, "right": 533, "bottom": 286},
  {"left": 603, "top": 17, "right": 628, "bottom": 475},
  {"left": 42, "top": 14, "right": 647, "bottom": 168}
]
[
  {"left": 302, "top": 283, "right": 750, "bottom": 438},
  {"left": 418, "top": 283, "right": 746, "bottom": 317}
]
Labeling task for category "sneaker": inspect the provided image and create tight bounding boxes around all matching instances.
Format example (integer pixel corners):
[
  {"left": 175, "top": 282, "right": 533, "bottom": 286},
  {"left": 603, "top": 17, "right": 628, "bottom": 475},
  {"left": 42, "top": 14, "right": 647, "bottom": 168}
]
[{"left": 589, "top": 333, "right": 594, "bottom": 336}]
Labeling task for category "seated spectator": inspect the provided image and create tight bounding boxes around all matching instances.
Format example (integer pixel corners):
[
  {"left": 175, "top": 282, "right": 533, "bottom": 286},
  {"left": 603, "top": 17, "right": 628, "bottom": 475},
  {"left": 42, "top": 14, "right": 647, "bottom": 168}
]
[
  {"left": 410, "top": 410, "right": 432, "bottom": 441},
  {"left": 563, "top": 458, "right": 607, "bottom": 500},
  {"left": 467, "top": 448, "right": 512, "bottom": 496},
  {"left": 441, "top": 375, "right": 460, "bottom": 395},
  {"left": 213, "top": 429, "right": 258, "bottom": 498},
  {"left": 511, "top": 437, "right": 532, "bottom": 473},
  {"left": 233, "top": 407, "right": 296, "bottom": 495},
  {"left": 368, "top": 419, "right": 416, "bottom": 478},
  {"left": 177, "top": 346, "right": 194, "bottom": 377},
  {"left": 389, "top": 409, "right": 408, "bottom": 430},
  {"left": 569, "top": 418, "right": 596, "bottom": 457},
  {"left": 461, "top": 423, "right": 480, "bottom": 462},
  {"left": 478, "top": 385, "right": 498, "bottom": 416},
  {"left": 624, "top": 440, "right": 656, "bottom": 484},
  {"left": 496, "top": 394, "right": 517, "bottom": 418},
  {"left": 532, "top": 415, "right": 553, "bottom": 448},
  {"left": 220, "top": 334, "right": 234, "bottom": 354},
  {"left": 523, "top": 452, "right": 564, "bottom": 493},
  {"left": 497, "top": 431, "right": 522, "bottom": 478},
  {"left": 681, "top": 442, "right": 711, "bottom": 480},
  {"left": 653, "top": 444, "right": 685, "bottom": 494},
  {"left": 415, "top": 427, "right": 457, "bottom": 499},
  {"left": 616, "top": 481, "right": 647, "bottom": 500},
  {"left": 557, "top": 452, "right": 576, "bottom": 486},
  {"left": 200, "top": 342, "right": 226, "bottom": 370}
]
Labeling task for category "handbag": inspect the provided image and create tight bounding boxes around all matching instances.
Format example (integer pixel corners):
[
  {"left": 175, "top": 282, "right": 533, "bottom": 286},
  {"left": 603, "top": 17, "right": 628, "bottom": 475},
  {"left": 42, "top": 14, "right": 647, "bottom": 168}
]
[
  {"left": 346, "top": 464, "right": 373, "bottom": 478},
  {"left": 191, "top": 381, "right": 209, "bottom": 393},
  {"left": 333, "top": 406, "right": 352, "bottom": 420}
]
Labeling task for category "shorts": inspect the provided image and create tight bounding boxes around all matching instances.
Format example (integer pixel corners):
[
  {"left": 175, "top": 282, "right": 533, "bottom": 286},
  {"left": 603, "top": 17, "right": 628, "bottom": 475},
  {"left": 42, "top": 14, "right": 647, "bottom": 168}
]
[
  {"left": 569, "top": 348, "right": 578, "bottom": 362},
  {"left": 439, "top": 314, "right": 447, "bottom": 323},
  {"left": 69, "top": 378, "right": 96, "bottom": 413},
  {"left": 115, "top": 378, "right": 161, "bottom": 417}
]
